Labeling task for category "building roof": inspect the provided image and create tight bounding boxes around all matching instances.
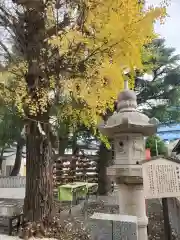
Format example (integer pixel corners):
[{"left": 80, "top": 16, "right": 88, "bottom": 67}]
[
  {"left": 157, "top": 123, "right": 180, "bottom": 141},
  {"left": 172, "top": 140, "right": 180, "bottom": 154}
]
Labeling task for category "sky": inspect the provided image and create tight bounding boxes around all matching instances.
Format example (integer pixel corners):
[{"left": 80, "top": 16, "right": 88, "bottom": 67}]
[{"left": 148, "top": 0, "right": 180, "bottom": 54}]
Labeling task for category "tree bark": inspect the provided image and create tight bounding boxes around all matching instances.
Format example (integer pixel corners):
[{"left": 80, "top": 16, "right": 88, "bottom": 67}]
[
  {"left": 24, "top": 119, "right": 54, "bottom": 223},
  {"left": 98, "top": 142, "right": 113, "bottom": 195},
  {"left": 10, "top": 137, "right": 25, "bottom": 176}
]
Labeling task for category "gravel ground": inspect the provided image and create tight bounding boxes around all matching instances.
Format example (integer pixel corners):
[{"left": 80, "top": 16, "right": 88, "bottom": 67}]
[
  {"left": 0, "top": 236, "right": 57, "bottom": 240},
  {"left": 0, "top": 194, "right": 178, "bottom": 239}
]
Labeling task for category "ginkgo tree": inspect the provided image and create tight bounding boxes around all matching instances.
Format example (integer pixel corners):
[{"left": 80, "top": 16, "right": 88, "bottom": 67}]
[{"left": 0, "top": 0, "right": 167, "bottom": 238}]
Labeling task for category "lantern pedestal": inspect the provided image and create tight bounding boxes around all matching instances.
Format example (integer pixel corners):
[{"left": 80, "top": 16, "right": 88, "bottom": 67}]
[
  {"left": 108, "top": 166, "right": 147, "bottom": 240},
  {"left": 117, "top": 184, "right": 148, "bottom": 240}
]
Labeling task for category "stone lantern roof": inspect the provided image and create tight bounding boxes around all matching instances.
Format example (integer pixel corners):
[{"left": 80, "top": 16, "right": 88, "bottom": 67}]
[{"left": 99, "top": 80, "right": 157, "bottom": 137}]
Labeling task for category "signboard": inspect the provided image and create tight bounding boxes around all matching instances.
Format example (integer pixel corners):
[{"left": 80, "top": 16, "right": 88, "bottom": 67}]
[{"left": 142, "top": 158, "right": 180, "bottom": 199}]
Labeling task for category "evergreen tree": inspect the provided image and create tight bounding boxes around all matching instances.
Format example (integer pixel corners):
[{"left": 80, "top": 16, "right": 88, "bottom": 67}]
[
  {"left": 146, "top": 135, "right": 167, "bottom": 157},
  {"left": 136, "top": 39, "right": 180, "bottom": 123}
]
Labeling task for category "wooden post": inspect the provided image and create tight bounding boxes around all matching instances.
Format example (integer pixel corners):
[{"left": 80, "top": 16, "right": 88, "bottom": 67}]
[{"left": 162, "top": 198, "right": 172, "bottom": 240}]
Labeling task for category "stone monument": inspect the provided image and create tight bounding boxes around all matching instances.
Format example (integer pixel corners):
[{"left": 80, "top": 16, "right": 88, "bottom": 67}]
[
  {"left": 90, "top": 213, "right": 138, "bottom": 240},
  {"left": 99, "top": 80, "right": 156, "bottom": 240}
]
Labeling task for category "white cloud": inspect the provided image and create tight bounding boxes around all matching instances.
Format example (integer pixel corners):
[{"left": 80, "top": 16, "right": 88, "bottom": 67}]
[{"left": 147, "top": 0, "right": 180, "bottom": 53}]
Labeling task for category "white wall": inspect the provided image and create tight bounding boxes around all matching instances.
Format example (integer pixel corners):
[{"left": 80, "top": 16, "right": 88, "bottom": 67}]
[{"left": 0, "top": 188, "right": 25, "bottom": 199}]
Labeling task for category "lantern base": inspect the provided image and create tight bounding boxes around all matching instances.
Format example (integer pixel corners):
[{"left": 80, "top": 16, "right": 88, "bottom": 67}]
[{"left": 107, "top": 165, "right": 142, "bottom": 178}]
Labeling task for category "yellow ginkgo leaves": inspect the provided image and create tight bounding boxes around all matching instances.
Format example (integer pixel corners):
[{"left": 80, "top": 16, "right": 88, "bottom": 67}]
[{"left": 1, "top": 0, "right": 168, "bottom": 132}]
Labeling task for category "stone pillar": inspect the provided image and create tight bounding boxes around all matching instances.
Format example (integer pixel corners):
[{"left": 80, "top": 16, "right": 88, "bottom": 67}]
[
  {"left": 117, "top": 184, "right": 129, "bottom": 214},
  {"left": 118, "top": 184, "right": 148, "bottom": 240}
]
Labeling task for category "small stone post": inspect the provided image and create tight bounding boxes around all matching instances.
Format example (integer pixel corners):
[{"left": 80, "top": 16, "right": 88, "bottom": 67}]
[{"left": 99, "top": 80, "right": 157, "bottom": 240}]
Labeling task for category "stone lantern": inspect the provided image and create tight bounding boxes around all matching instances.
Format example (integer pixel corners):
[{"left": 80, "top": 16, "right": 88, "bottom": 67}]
[{"left": 99, "top": 80, "right": 157, "bottom": 240}]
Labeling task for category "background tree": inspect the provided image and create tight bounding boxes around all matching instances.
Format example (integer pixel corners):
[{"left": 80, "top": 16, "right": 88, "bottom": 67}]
[
  {"left": 146, "top": 135, "right": 167, "bottom": 157},
  {"left": 136, "top": 38, "right": 180, "bottom": 122},
  {"left": 0, "top": 104, "right": 24, "bottom": 175},
  {"left": 0, "top": 68, "right": 24, "bottom": 174}
]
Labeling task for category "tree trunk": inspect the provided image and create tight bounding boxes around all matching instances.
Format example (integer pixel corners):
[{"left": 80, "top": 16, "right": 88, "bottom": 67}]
[
  {"left": 98, "top": 142, "right": 113, "bottom": 195},
  {"left": 72, "top": 132, "right": 78, "bottom": 155},
  {"left": 10, "top": 137, "right": 25, "bottom": 176},
  {"left": 0, "top": 147, "right": 5, "bottom": 171},
  {"left": 24, "top": 119, "right": 54, "bottom": 223},
  {"left": 22, "top": 4, "right": 55, "bottom": 228},
  {"left": 58, "top": 136, "right": 68, "bottom": 156}
]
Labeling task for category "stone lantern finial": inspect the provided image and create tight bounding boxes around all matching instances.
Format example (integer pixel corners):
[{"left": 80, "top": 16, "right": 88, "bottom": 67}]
[
  {"left": 117, "top": 80, "right": 137, "bottom": 112},
  {"left": 124, "top": 80, "right": 128, "bottom": 90}
]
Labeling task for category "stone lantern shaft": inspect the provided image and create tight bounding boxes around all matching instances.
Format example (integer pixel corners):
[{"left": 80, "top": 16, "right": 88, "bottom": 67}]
[{"left": 99, "top": 80, "right": 157, "bottom": 240}]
